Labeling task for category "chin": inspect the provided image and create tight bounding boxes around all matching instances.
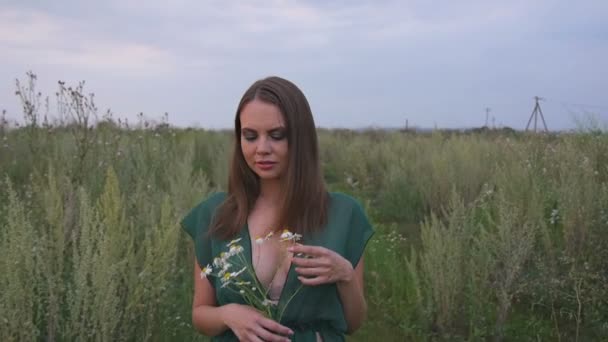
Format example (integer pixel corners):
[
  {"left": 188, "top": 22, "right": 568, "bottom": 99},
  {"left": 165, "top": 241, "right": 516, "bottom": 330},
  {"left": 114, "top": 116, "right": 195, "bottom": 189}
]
[
  {"left": 257, "top": 174, "right": 282, "bottom": 181},
  {"left": 254, "top": 169, "right": 284, "bottom": 180}
]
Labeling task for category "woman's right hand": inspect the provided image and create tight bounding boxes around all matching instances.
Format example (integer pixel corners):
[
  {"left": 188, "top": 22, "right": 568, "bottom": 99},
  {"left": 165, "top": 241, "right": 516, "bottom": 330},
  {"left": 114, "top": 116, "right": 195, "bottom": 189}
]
[{"left": 221, "top": 304, "right": 294, "bottom": 342}]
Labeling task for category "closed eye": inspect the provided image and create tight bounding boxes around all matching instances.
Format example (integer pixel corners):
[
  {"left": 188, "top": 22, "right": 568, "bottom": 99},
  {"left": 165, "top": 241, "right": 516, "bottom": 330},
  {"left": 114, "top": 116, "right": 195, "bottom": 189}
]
[
  {"left": 241, "top": 127, "right": 286, "bottom": 142},
  {"left": 241, "top": 128, "right": 257, "bottom": 141},
  {"left": 269, "top": 131, "right": 286, "bottom": 141},
  {"left": 242, "top": 133, "right": 257, "bottom": 141},
  {"left": 268, "top": 128, "right": 287, "bottom": 141}
]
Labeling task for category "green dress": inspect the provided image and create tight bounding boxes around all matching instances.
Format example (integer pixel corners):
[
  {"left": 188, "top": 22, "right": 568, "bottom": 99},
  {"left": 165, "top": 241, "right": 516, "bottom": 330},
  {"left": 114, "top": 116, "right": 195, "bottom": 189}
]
[{"left": 181, "top": 192, "right": 374, "bottom": 342}]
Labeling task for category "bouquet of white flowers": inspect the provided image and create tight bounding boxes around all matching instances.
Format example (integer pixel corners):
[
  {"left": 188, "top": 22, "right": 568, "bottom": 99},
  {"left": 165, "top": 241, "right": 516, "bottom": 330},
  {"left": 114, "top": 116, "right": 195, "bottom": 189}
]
[{"left": 199, "top": 229, "right": 303, "bottom": 322}]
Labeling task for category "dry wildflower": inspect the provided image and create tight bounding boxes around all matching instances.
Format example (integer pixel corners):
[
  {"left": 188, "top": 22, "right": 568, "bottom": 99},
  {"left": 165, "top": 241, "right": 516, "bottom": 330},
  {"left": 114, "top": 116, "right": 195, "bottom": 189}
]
[{"left": 550, "top": 209, "right": 559, "bottom": 225}]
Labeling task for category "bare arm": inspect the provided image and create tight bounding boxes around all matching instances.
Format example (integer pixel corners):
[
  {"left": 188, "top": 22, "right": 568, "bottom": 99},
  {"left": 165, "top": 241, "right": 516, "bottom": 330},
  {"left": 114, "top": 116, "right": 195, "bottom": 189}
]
[
  {"left": 336, "top": 257, "right": 367, "bottom": 334},
  {"left": 191, "top": 258, "right": 230, "bottom": 336},
  {"left": 190, "top": 258, "right": 294, "bottom": 341}
]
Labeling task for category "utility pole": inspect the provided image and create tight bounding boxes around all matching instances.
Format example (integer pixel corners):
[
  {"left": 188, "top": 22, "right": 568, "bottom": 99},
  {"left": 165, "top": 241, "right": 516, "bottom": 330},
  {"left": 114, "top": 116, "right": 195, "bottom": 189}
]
[
  {"left": 485, "top": 107, "right": 491, "bottom": 127},
  {"left": 525, "top": 96, "right": 548, "bottom": 133}
]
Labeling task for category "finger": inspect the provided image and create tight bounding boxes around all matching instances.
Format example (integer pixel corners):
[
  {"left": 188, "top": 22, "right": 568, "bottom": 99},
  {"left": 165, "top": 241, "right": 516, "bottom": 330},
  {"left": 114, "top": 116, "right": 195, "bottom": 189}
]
[
  {"left": 258, "top": 318, "right": 294, "bottom": 337},
  {"left": 295, "top": 267, "right": 329, "bottom": 276},
  {"left": 254, "top": 326, "right": 291, "bottom": 342},
  {"left": 287, "top": 244, "right": 327, "bottom": 257},
  {"left": 246, "top": 333, "right": 265, "bottom": 342},
  {"left": 233, "top": 331, "right": 244, "bottom": 341},
  {"left": 298, "top": 275, "right": 330, "bottom": 286},
  {"left": 291, "top": 256, "right": 325, "bottom": 268}
]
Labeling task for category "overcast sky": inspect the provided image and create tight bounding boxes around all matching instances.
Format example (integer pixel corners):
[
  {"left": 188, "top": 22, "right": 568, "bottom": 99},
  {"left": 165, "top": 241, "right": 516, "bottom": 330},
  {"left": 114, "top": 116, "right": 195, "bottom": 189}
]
[{"left": 1, "top": 0, "right": 607, "bottom": 130}]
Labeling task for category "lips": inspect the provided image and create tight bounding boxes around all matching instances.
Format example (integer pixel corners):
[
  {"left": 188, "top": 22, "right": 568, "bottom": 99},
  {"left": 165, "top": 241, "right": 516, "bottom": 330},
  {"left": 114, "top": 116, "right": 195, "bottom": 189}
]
[{"left": 256, "top": 161, "right": 276, "bottom": 170}]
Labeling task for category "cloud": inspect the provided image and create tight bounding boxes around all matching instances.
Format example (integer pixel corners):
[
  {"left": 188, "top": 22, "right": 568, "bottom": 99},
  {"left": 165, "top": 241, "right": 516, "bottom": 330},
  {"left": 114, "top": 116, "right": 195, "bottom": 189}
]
[
  {"left": 0, "top": 8, "right": 178, "bottom": 75},
  {"left": 0, "top": 9, "right": 65, "bottom": 47},
  {"left": 0, "top": 1, "right": 606, "bottom": 130}
]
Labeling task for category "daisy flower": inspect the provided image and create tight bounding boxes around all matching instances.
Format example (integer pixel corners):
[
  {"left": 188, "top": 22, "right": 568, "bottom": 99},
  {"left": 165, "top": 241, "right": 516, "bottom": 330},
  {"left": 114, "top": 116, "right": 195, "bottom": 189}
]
[
  {"left": 229, "top": 244, "right": 244, "bottom": 256},
  {"left": 200, "top": 265, "right": 212, "bottom": 279},
  {"left": 280, "top": 229, "right": 302, "bottom": 242},
  {"left": 256, "top": 231, "right": 275, "bottom": 244},
  {"left": 227, "top": 238, "right": 242, "bottom": 247}
]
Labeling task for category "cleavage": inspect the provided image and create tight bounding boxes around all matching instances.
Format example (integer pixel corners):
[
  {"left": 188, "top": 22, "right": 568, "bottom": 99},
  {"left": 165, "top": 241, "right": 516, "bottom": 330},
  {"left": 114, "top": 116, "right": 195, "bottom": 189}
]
[{"left": 251, "top": 230, "right": 292, "bottom": 300}]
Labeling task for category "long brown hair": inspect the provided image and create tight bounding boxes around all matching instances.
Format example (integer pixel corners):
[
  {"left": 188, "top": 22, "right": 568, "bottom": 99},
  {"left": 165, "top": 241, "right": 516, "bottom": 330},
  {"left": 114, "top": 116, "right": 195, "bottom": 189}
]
[{"left": 210, "top": 76, "right": 329, "bottom": 240}]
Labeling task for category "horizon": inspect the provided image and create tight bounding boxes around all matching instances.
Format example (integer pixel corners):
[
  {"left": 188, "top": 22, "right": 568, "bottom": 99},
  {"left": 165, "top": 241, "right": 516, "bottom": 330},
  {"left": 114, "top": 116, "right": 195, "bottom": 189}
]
[{"left": 1, "top": 1, "right": 607, "bottom": 131}]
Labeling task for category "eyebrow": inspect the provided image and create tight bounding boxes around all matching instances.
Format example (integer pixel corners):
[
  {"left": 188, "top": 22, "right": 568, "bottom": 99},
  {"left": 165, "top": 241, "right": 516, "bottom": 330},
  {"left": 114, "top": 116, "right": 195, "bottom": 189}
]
[{"left": 241, "top": 126, "right": 286, "bottom": 133}]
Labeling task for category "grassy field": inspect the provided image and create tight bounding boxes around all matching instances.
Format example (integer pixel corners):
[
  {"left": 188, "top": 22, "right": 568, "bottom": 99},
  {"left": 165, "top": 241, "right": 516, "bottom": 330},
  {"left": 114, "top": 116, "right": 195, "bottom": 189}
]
[{"left": 1, "top": 78, "right": 608, "bottom": 341}]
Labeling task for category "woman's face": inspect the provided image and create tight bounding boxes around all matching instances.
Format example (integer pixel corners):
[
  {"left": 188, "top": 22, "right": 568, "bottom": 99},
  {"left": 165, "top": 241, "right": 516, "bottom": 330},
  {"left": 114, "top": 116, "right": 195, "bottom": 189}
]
[{"left": 240, "top": 99, "right": 289, "bottom": 181}]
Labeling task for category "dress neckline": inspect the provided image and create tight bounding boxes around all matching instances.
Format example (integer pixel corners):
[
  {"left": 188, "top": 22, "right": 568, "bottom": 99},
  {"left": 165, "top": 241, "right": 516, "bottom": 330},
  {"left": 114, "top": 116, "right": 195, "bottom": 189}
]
[{"left": 243, "top": 223, "right": 296, "bottom": 311}]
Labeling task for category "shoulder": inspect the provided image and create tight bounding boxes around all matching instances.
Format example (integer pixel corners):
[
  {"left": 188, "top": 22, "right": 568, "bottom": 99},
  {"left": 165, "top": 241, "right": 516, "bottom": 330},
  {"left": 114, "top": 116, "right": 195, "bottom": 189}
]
[
  {"left": 181, "top": 192, "right": 228, "bottom": 267},
  {"left": 181, "top": 192, "right": 227, "bottom": 227},
  {"left": 328, "top": 192, "right": 365, "bottom": 212},
  {"left": 191, "top": 191, "right": 227, "bottom": 214},
  {"left": 204, "top": 191, "right": 228, "bottom": 208},
  {"left": 327, "top": 192, "right": 369, "bottom": 223}
]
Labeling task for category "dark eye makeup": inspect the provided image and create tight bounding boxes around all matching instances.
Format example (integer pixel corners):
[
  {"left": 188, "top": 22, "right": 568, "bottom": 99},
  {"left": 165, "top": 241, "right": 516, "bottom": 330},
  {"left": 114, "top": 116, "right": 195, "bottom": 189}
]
[
  {"left": 243, "top": 131, "right": 257, "bottom": 141},
  {"left": 241, "top": 127, "right": 287, "bottom": 141},
  {"left": 269, "top": 129, "right": 286, "bottom": 140}
]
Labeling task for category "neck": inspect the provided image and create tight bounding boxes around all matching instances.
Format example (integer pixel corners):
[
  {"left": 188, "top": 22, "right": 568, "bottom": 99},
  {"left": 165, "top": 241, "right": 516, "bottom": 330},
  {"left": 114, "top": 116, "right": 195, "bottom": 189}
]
[{"left": 258, "top": 179, "right": 283, "bottom": 205}]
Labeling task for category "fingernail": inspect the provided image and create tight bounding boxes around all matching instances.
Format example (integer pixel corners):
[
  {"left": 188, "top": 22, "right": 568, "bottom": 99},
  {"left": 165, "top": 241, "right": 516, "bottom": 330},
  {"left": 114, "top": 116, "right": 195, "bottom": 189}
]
[{"left": 287, "top": 247, "right": 294, "bottom": 252}]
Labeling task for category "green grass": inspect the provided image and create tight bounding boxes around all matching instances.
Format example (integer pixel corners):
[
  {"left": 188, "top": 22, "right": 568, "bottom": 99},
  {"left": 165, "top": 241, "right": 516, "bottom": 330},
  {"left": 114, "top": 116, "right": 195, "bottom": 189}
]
[{"left": 2, "top": 76, "right": 608, "bottom": 341}]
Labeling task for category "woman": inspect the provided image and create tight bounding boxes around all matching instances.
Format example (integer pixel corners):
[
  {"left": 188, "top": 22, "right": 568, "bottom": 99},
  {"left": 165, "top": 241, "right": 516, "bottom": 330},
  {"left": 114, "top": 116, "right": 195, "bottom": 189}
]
[{"left": 182, "top": 76, "right": 374, "bottom": 341}]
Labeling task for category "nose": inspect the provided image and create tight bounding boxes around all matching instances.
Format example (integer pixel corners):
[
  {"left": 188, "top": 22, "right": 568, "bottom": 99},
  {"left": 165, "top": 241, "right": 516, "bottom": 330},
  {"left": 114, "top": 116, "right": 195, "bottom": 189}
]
[{"left": 255, "top": 136, "right": 271, "bottom": 155}]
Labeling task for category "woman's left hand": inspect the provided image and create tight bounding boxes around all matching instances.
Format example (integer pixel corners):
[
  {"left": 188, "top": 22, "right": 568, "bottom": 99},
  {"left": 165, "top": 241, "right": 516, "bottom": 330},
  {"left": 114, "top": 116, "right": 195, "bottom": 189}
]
[{"left": 287, "top": 245, "right": 354, "bottom": 286}]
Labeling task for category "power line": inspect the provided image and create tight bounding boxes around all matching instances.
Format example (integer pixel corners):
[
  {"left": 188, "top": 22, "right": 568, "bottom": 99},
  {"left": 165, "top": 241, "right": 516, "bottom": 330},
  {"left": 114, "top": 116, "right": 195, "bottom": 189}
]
[
  {"left": 559, "top": 102, "right": 608, "bottom": 111},
  {"left": 542, "top": 98, "right": 608, "bottom": 110}
]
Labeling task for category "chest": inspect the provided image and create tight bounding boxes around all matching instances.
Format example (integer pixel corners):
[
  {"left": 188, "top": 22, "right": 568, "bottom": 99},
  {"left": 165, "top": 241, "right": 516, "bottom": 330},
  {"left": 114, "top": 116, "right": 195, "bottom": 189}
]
[{"left": 247, "top": 209, "right": 293, "bottom": 300}]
